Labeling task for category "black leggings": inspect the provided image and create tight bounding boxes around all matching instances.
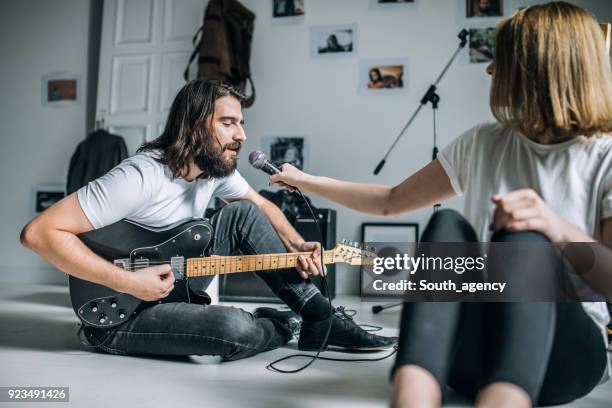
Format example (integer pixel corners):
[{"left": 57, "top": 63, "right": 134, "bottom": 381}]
[{"left": 393, "top": 210, "right": 607, "bottom": 406}]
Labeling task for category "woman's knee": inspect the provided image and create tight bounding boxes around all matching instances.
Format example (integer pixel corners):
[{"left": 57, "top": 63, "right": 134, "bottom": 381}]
[
  {"left": 422, "top": 209, "right": 477, "bottom": 242},
  {"left": 491, "top": 228, "right": 550, "bottom": 243}
]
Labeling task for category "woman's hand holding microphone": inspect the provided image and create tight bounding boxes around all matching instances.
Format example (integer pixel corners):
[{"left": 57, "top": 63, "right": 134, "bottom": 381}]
[{"left": 269, "top": 163, "right": 309, "bottom": 192}]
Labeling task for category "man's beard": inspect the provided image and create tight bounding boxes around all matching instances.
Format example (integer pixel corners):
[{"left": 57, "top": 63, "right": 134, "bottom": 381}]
[{"left": 193, "top": 141, "right": 242, "bottom": 179}]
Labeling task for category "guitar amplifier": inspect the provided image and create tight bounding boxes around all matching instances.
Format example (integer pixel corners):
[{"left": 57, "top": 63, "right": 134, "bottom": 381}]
[{"left": 218, "top": 209, "right": 337, "bottom": 302}]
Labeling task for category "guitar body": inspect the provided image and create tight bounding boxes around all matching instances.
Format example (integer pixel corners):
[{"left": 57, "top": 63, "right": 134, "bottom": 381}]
[{"left": 70, "top": 218, "right": 213, "bottom": 329}]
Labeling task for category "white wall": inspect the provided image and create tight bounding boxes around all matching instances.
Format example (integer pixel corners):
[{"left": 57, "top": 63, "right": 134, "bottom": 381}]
[
  {"left": 0, "top": 0, "right": 91, "bottom": 283},
  {"left": 236, "top": 0, "right": 612, "bottom": 295}
]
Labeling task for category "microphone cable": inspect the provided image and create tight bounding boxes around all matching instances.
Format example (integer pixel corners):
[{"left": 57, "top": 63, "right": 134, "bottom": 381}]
[{"left": 265, "top": 188, "right": 397, "bottom": 374}]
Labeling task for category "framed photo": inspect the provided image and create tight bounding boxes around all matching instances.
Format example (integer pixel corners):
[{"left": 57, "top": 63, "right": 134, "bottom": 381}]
[
  {"left": 359, "top": 58, "right": 409, "bottom": 95},
  {"left": 469, "top": 27, "right": 495, "bottom": 63},
  {"left": 362, "top": 222, "right": 419, "bottom": 243},
  {"left": 360, "top": 223, "right": 419, "bottom": 297},
  {"left": 33, "top": 184, "right": 65, "bottom": 215},
  {"left": 273, "top": 0, "right": 304, "bottom": 18},
  {"left": 310, "top": 24, "right": 357, "bottom": 57},
  {"left": 263, "top": 136, "right": 307, "bottom": 170},
  {"left": 42, "top": 73, "right": 80, "bottom": 107},
  {"left": 466, "top": 0, "right": 503, "bottom": 18}
]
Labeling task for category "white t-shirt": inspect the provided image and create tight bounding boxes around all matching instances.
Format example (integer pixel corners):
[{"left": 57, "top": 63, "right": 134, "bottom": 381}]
[
  {"left": 438, "top": 122, "right": 611, "bottom": 380},
  {"left": 77, "top": 151, "right": 250, "bottom": 229}
]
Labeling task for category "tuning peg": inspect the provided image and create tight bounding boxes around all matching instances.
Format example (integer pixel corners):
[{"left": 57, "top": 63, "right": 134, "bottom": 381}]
[
  {"left": 353, "top": 242, "right": 359, "bottom": 248},
  {"left": 341, "top": 239, "right": 347, "bottom": 244}
]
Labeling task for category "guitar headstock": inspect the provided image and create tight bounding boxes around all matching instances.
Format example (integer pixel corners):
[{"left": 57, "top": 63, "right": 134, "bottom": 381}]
[{"left": 331, "top": 240, "right": 377, "bottom": 266}]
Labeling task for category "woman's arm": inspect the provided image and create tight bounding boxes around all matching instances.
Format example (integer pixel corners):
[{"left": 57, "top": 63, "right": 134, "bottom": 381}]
[{"left": 269, "top": 159, "right": 456, "bottom": 216}]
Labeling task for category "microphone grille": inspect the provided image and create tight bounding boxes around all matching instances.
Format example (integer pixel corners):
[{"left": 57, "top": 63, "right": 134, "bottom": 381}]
[{"left": 248, "top": 150, "right": 267, "bottom": 169}]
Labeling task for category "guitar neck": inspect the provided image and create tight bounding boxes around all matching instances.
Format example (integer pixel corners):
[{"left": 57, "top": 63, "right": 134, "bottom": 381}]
[{"left": 186, "top": 251, "right": 335, "bottom": 277}]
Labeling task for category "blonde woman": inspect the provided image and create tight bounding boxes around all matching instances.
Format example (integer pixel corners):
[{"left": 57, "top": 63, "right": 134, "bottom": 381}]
[{"left": 271, "top": 2, "right": 612, "bottom": 407}]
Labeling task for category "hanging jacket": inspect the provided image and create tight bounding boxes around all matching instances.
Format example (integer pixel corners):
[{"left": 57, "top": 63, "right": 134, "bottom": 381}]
[{"left": 66, "top": 129, "right": 128, "bottom": 195}]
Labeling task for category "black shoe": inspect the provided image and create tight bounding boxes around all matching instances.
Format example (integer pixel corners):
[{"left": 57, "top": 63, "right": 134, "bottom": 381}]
[
  {"left": 298, "top": 306, "right": 398, "bottom": 351},
  {"left": 253, "top": 307, "right": 302, "bottom": 340}
]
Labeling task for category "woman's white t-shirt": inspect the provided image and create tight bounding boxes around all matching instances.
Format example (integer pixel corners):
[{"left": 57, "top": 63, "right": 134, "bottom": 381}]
[{"left": 438, "top": 122, "right": 611, "bottom": 379}]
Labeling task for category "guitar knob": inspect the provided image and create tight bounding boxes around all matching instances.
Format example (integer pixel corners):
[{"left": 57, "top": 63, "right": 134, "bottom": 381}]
[
  {"left": 117, "top": 310, "right": 126, "bottom": 319},
  {"left": 90, "top": 303, "right": 98, "bottom": 313},
  {"left": 98, "top": 314, "right": 107, "bottom": 324},
  {"left": 110, "top": 300, "right": 117, "bottom": 308}
]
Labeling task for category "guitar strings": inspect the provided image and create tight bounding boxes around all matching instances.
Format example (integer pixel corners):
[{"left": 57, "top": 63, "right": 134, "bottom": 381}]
[{"left": 111, "top": 252, "right": 338, "bottom": 271}]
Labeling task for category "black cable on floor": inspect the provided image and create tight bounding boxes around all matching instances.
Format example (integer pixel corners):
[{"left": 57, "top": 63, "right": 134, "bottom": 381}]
[{"left": 266, "top": 189, "right": 392, "bottom": 374}]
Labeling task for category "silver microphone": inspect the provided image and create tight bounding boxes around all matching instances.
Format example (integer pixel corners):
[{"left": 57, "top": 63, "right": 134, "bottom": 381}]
[{"left": 249, "top": 151, "right": 281, "bottom": 175}]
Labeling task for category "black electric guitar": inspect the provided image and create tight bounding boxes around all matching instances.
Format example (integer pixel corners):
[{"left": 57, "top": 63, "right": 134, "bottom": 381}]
[{"left": 70, "top": 218, "right": 371, "bottom": 329}]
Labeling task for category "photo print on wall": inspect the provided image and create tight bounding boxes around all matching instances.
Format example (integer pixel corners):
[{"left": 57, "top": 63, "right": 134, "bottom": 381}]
[
  {"left": 466, "top": 0, "right": 503, "bottom": 18},
  {"left": 359, "top": 59, "right": 409, "bottom": 95},
  {"left": 469, "top": 27, "right": 495, "bottom": 63},
  {"left": 310, "top": 24, "right": 357, "bottom": 57},
  {"left": 273, "top": 0, "right": 304, "bottom": 18},
  {"left": 263, "top": 137, "right": 307, "bottom": 171}
]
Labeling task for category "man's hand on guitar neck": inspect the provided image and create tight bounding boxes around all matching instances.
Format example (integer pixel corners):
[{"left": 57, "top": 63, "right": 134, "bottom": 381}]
[
  {"left": 238, "top": 188, "right": 325, "bottom": 281},
  {"left": 293, "top": 241, "right": 326, "bottom": 280},
  {"left": 117, "top": 265, "right": 176, "bottom": 302}
]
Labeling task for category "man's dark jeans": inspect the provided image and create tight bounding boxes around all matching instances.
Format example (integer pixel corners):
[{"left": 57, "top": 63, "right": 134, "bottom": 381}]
[{"left": 82, "top": 200, "right": 320, "bottom": 361}]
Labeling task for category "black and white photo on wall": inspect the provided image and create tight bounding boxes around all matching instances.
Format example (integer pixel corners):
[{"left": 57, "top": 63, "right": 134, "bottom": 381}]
[
  {"left": 263, "top": 137, "right": 306, "bottom": 170},
  {"left": 310, "top": 24, "right": 357, "bottom": 57},
  {"left": 33, "top": 184, "right": 65, "bottom": 214},
  {"left": 273, "top": 0, "right": 304, "bottom": 18},
  {"left": 466, "top": 0, "right": 503, "bottom": 18},
  {"left": 469, "top": 27, "right": 495, "bottom": 63}
]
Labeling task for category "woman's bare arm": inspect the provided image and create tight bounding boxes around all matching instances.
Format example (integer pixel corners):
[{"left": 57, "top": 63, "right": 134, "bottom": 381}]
[{"left": 270, "top": 160, "right": 456, "bottom": 216}]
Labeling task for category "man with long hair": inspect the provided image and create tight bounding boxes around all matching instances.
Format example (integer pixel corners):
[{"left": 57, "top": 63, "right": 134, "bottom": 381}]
[{"left": 20, "top": 80, "right": 396, "bottom": 360}]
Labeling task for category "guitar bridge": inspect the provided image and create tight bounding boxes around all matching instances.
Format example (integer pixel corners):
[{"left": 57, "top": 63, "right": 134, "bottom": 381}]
[{"left": 171, "top": 256, "right": 185, "bottom": 280}]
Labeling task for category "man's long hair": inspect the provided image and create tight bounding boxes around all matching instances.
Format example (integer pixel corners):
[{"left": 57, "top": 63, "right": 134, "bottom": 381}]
[{"left": 138, "top": 80, "right": 245, "bottom": 178}]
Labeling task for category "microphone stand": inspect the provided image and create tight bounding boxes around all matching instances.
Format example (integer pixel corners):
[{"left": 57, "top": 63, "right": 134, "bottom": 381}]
[
  {"left": 373, "top": 29, "right": 469, "bottom": 177},
  {"left": 370, "top": 29, "right": 468, "bottom": 315}
]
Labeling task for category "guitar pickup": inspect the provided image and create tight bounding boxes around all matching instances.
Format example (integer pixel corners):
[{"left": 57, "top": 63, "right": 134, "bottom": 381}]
[
  {"left": 113, "top": 258, "right": 130, "bottom": 270},
  {"left": 171, "top": 256, "right": 185, "bottom": 280},
  {"left": 134, "top": 258, "right": 150, "bottom": 269}
]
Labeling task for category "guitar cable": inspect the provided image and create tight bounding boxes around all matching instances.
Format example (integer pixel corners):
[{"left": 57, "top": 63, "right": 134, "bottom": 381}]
[{"left": 265, "top": 189, "right": 397, "bottom": 374}]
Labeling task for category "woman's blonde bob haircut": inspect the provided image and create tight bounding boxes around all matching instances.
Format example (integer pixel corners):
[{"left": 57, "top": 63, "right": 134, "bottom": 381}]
[{"left": 491, "top": 1, "right": 612, "bottom": 141}]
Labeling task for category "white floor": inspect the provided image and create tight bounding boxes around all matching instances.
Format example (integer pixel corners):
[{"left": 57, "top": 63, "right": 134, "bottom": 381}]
[{"left": 0, "top": 283, "right": 611, "bottom": 408}]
